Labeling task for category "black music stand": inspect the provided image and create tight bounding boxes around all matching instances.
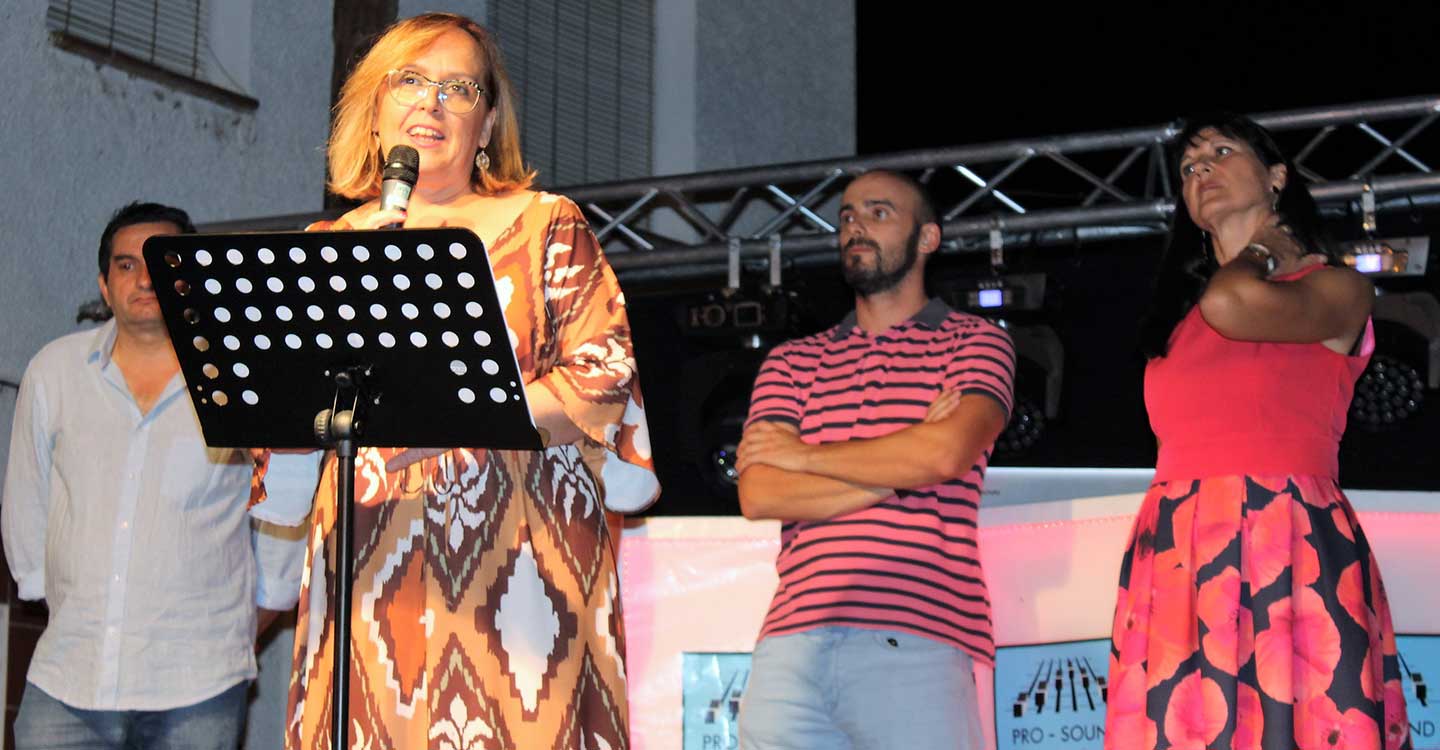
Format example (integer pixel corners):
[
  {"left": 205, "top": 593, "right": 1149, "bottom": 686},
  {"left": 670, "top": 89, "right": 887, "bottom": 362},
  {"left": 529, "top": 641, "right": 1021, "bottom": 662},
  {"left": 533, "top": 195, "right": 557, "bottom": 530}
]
[{"left": 145, "top": 228, "right": 541, "bottom": 750}]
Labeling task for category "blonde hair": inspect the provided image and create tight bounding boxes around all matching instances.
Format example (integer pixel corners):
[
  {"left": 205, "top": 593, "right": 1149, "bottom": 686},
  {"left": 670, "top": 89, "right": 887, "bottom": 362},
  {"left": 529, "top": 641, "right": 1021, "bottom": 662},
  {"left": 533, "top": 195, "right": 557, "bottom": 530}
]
[{"left": 327, "top": 13, "right": 535, "bottom": 199}]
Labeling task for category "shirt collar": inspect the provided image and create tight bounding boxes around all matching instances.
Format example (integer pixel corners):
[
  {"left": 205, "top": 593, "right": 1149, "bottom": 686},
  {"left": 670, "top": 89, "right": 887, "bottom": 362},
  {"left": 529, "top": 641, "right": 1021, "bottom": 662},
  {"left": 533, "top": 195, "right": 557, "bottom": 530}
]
[
  {"left": 85, "top": 319, "right": 120, "bottom": 368},
  {"left": 85, "top": 319, "right": 187, "bottom": 417},
  {"left": 829, "top": 297, "right": 953, "bottom": 340}
]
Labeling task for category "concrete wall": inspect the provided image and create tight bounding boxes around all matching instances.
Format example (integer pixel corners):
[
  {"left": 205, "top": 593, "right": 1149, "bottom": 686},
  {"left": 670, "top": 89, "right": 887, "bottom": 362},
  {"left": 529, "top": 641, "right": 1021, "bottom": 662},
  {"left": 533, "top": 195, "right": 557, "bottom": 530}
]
[
  {"left": 0, "top": 0, "right": 331, "bottom": 457},
  {"left": 695, "top": 0, "right": 854, "bottom": 170},
  {"left": 656, "top": 0, "right": 855, "bottom": 175}
]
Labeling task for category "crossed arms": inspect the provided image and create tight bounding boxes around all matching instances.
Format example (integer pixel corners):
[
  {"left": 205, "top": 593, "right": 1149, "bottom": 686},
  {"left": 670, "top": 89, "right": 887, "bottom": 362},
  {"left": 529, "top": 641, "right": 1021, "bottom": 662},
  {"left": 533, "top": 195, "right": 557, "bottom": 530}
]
[{"left": 737, "top": 389, "right": 1008, "bottom": 522}]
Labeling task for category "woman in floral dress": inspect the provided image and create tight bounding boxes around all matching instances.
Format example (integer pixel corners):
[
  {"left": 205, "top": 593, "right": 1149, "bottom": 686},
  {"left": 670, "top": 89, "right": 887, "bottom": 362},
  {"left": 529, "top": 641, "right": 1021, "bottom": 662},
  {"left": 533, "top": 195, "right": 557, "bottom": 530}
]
[{"left": 1105, "top": 113, "right": 1410, "bottom": 750}]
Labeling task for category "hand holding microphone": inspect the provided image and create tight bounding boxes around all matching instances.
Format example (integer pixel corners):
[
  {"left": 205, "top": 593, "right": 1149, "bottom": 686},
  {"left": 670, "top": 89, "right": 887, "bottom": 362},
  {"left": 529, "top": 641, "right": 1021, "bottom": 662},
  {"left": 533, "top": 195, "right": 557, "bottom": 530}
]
[{"left": 371, "top": 145, "right": 419, "bottom": 229}]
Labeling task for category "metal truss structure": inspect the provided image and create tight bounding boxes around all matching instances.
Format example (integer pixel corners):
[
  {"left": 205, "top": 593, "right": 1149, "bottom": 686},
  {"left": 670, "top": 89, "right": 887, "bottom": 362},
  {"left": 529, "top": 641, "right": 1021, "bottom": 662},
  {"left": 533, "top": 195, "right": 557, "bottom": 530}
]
[
  {"left": 210, "top": 95, "right": 1440, "bottom": 283},
  {"left": 562, "top": 95, "right": 1440, "bottom": 283}
]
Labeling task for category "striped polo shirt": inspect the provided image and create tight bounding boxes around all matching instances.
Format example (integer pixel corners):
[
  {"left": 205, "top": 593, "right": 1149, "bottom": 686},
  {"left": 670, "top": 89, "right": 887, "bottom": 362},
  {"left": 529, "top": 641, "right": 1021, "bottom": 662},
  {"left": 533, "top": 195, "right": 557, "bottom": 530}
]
[{"left": 745, "top": 298, "right": 1015, "bottom": 665}]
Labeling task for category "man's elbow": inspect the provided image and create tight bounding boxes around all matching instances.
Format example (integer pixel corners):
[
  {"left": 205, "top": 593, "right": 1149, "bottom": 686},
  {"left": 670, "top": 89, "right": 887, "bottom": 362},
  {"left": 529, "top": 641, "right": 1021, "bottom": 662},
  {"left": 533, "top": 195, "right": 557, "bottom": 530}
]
[
  {"left": 924, "top": 447, "right": 978, "bottom": 483},
  {"left": 739, "top": 502, "right": 766, "bottom": 521},
  {"left": 737, "top": 470, "right": 775, "bottom": 520},
  {"left": 925, "top": 419, "right": 1004, "bottom": 482},
  {"left": 738, "top": 482, "right": 765, "bottom": 520}
]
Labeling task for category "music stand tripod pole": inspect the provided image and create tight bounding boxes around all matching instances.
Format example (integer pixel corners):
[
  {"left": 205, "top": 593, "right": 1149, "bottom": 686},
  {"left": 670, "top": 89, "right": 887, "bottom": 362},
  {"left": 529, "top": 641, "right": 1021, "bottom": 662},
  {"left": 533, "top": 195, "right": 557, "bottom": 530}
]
[{"left": 313, "top": 366, "right": 371, "bottom": 750}]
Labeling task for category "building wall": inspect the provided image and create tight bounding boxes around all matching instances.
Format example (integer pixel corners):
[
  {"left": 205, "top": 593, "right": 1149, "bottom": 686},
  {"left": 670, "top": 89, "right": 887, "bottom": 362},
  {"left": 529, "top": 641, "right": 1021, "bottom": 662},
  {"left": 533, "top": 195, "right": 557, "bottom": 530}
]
[
  {"left": 0, "top": 0, "right": 332, "bottom": 466},
  {"left": 694, "top": 0, "right": 855, "bottom": 171},
  {"left": 655, "top": 0, "right": 855, "bottom": 175},
  {"left": 400, "top": 0, "right": 488, "bottom": 24}
]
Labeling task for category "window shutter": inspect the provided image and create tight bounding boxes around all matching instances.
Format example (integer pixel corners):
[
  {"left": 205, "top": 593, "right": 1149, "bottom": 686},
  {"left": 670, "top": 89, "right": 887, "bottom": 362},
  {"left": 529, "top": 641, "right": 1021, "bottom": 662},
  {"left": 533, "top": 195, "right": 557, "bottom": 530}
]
[{"left": 490, "top": 0, "right": 654, "bottom": 186}]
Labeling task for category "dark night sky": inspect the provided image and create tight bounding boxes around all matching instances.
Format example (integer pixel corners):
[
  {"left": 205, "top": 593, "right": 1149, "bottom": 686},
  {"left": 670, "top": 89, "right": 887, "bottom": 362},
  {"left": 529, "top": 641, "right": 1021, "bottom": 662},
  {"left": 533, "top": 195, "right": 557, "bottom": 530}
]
[{"left": 858, "top": 1, "right": 1436, "bottom": 152}]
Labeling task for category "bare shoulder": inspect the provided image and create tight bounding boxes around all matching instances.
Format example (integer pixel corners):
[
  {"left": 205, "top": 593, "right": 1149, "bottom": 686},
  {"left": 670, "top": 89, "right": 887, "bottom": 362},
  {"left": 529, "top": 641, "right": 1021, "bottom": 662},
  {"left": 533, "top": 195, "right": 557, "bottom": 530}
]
[
  {"left": 1295, "top": 264, "right": 1374, "bottom": 311},
  {"left": 1297, "top": 264, "right": 1374, "bottom": 351}
]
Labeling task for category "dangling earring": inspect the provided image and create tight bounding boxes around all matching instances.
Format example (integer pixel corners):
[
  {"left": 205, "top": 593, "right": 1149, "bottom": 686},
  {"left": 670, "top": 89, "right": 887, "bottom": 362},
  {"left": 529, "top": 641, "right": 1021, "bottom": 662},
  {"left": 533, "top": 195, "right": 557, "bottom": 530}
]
[
  {"left": 475, "top": 149, "right": 490, "bottom": 173},
  {"left": 1272, "top": 186, "right": 1281, "bottom": 212}
]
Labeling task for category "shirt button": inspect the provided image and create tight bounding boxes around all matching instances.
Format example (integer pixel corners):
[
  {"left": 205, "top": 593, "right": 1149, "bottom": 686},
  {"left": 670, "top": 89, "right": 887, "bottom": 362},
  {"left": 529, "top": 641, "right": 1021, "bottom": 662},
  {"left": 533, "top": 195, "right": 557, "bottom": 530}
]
[
  {"left": 113, "top": 574, "right": 121, "bottom": 582},
  {"left": 119, "top": 521, "right": 129, "bottom": 530}
]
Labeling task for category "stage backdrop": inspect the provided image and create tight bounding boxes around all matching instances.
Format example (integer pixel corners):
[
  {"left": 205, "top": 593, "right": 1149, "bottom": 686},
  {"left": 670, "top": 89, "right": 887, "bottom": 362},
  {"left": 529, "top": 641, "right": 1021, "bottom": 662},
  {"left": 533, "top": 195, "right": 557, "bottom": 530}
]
[{"left": 620, "top": 487, "right": 1440, "bottom": 750}]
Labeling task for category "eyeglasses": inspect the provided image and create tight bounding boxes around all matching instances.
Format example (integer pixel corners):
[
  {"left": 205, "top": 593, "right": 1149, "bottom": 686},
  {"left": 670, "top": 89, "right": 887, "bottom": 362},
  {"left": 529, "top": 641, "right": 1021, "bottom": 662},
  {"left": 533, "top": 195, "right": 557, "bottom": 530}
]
[{"left": 385, "top": 69, "right": 486, "bottom": 114}]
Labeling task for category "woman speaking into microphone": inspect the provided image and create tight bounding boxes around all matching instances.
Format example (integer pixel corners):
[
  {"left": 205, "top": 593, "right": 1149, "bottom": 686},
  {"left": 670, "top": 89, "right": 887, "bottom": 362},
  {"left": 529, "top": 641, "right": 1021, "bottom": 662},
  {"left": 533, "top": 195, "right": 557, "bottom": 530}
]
[{"left": 250, "top": 12, "right": 658, "bottom": 749}]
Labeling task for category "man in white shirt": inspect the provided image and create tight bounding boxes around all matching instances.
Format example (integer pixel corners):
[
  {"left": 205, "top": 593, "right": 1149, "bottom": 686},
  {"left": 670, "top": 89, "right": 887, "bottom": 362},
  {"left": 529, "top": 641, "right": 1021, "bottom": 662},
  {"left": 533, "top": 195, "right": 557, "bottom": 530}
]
[{"left": 2, "top": 202, "right": 314, "bottom": 749}]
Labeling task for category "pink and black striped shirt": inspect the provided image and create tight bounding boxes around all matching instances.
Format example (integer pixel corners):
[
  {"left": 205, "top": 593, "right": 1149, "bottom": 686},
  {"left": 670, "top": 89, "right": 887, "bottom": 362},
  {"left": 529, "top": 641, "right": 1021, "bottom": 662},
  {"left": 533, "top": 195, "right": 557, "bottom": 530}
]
[{"left": 745, "top": 299, "right": 1015, "bottom": 665}]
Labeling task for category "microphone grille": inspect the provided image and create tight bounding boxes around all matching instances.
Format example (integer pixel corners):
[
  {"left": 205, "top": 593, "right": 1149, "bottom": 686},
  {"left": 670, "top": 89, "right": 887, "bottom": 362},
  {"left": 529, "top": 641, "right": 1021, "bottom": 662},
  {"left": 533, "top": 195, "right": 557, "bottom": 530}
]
[{"left": 382, "top": 145, "right": 419, "bottom": 181}]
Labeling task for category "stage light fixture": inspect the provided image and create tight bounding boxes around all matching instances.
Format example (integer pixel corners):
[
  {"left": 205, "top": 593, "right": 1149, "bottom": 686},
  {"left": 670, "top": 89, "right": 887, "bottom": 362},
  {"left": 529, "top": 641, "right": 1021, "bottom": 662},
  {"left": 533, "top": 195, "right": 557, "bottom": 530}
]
[
  {"left": 1340, "top": 236, "right": 1429, "bottom": 278},
  {"left": 994, "top": 324, "right": 1064, "bottom": 459},
  {"left": 934, "top": 271, "right": 1063, "bottom": 459},
  {"left": 696, "top": 376, "right": 757, "bottom": 495},
  {"left": 680, "top": 285, "right": 807, "bottom": 351},
  {"left": 669, "top": 347, "right": 772, "bottom": 506},
  {"left": 1339, "top": 185, "right": 1440, "bottom": 432},
  {"left": 711, "top": 443, "right": 740, "bottom": 486},
  {"left": 997, "top": 396, "right": 1046, "bottom": 456},
  {"left": 1346, "top": 291, "right": 1440, "bottom": 430},
  {"left": 938, "top": 273, "right": 1048, "bottom": 314},
  {"left": 1373, "top": 291, "right": 1440, "bottom": 390},
  {"left": 1350, "top": 353, "right": 1425, "bottom": 430}
]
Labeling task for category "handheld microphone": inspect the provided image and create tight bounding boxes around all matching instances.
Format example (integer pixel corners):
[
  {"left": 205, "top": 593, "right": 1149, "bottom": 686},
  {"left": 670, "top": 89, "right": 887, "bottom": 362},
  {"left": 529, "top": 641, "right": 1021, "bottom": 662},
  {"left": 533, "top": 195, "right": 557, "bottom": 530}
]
[{"left": 379, "top": 145, "right": 419, "bottom": 225}]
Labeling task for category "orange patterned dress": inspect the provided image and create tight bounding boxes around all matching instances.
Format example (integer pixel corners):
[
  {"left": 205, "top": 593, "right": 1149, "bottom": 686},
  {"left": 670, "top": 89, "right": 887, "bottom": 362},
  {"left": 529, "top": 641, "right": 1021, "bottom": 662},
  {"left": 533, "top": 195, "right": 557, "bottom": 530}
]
[
  {"left": 254, "top": 192, "right": 658, "bottom": 749},
  {"left": 1106, "top": 268, "right": 1409, "bottom": 750}
]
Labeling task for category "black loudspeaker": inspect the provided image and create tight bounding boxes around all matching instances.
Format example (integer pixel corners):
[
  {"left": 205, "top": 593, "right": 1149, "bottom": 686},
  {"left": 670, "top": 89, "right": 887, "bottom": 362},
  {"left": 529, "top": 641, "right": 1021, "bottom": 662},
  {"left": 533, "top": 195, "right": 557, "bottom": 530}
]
[
  {"left": 628, "top": 283, "right": 836, "bottom": 517},
  {"left": 1340, "top": 313, "right": 1440, "bottom": 491}
]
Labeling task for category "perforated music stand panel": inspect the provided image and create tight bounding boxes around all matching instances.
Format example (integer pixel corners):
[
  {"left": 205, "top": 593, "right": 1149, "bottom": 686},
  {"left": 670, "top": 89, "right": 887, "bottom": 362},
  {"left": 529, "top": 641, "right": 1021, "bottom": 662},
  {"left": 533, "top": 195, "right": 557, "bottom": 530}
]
[{"left": 144, "top": 229, "right": 541, "bottom": 450}]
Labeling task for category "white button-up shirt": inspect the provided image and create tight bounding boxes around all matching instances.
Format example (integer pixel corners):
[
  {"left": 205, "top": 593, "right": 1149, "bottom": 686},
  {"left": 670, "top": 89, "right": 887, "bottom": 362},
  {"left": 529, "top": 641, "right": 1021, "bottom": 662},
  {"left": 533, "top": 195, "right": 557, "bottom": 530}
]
[{"left": 2, "top": 321, "right": 316, "bottom": 710}]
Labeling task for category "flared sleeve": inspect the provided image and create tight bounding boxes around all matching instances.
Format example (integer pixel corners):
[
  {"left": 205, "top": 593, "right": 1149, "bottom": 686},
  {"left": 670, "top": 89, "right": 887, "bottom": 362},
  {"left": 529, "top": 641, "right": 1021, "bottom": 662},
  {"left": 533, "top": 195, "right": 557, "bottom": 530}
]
[{"left": 531, "top": 195, "right": 659, "bottom": 512}]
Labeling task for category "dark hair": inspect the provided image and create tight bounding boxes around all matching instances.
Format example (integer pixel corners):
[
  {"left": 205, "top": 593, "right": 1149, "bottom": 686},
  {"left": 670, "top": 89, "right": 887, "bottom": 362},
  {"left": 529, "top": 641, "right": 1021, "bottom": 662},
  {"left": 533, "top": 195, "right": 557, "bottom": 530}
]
[
  {"left": 854, "top": 169, "right": 939, "bottom": 228},
  {"left": 98, "top": 202, "right": 195, "bottom": 279},
  {"left": 1138, "top": 113, "right": 1338, "bottom": 358}
]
